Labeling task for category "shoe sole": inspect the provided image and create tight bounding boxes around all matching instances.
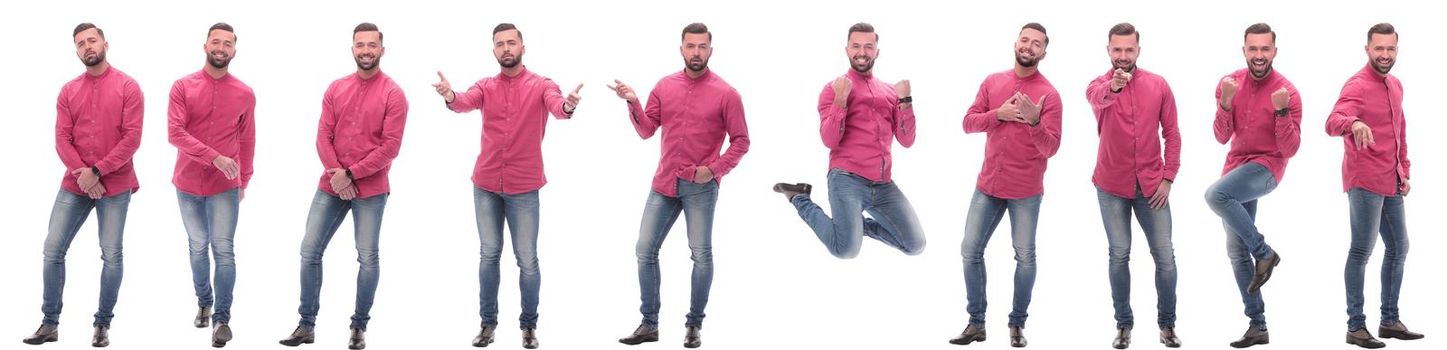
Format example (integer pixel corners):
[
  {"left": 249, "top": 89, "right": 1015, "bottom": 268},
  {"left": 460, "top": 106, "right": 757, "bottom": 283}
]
[
  {"left": 279, "top": 338, "right": 315, "bottom": 347},
  {"left": 948, "top": 334, "right": 985, "bottom": 345},
  {"left": 473, "top": 338, "right": 494, "bottom": 347},
  {"left": 620, "top": 336, "right": 659, "bottom": 345},
  {"left": 22, "top": 335, "right": 58, "bottom": 345}
]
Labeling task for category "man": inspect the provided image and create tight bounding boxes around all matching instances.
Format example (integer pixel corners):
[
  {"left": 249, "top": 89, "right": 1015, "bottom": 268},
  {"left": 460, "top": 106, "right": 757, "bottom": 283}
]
[
  {"left": 1204, "top": 22, "right": 1301, "bottom": 348},
  {"left": 432, "top": 23, "right": 581, "bottom": 349},
  {"left": 951, "top": 22, "right": 1061, "bottom": 348},
  {"left": 772, "top": 22, "right": 924, "bottom": 261},
  {"left": 278, "top": 22, "right": 407, "bottom": 350},
  {"left": 1326, "top": 22, "right": 1425, "bottom": 349},
  {"left": 608, "top": 22, "right": 750, "bottom": 349},
  {"left": 167, "top": 22, "right": 255, "bottom": 348},
  {"left": 22, "top": 22, "right": 143, "bottom": 348},
  {"left": 1084, "top": 23, "right": 1182, "bottom": 349}
]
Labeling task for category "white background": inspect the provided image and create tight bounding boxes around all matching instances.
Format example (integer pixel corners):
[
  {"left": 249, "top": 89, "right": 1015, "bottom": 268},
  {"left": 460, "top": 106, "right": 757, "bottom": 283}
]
[{"left": 1, "top": 0, "right": 1441, "bottom": 349}]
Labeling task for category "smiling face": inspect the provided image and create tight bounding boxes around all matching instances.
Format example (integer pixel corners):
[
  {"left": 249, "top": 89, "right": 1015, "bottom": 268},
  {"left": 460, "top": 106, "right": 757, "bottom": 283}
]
[
  {"left": 352, "top": 30, "right": 383, "bottom": 71},
  {"left": 205, "top": 29, "right": 236, "bottom": 69},
  {"left": 845, "top": 31, "right": 878, "bottom": 74},
  {"left": 1366, "top": 32, "right": 1397, "bottom": 75},
  {"left": 1107, "top": 33, "right": 1138, "bottom": 72},
  {"left": 493, "top": 29, "right": 524, "bottom": 69},
  {"left": 1242, "top": 32, "right": 1276, "bottom": 79},
  {"left": 74, "top": 28, "right": 108, "bottom": 67},
  {"left": 1015, "top": 28, "right": 1047, "bottom": 68}
]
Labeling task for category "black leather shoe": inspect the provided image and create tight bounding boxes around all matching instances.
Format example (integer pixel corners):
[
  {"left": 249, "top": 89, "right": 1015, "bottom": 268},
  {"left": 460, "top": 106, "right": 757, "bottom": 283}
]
[
  {"left": 1229, "top": 327, "right": 1268, "bottom": 348},
  {"left": 348, "top": 328, "right": 365, "bottom": 350},
  {"left": 212, "top": 323, "right": 233, "bottom": 348},
  {"left": 618, "top": 325, "right": 658, "bottom": 345},
  {"left": 1159, "top": 327, "right": 1181, "bottom": 348},
  {"left": 948, "top": 324, "right": 986, "bottom": 345},
  {"left": 772, "top": 183, "right": 812, "bottom": 201},
  {"left": 1247, "top": 252, "right": 1281, "bottom": 294},
  {"left": 1379, "top": 321, "right": 1425, "bottom": 340},
  {"left": 683, "top": 326, "right": 701, "bottom": 348},
  {"left": 195, "top": 307, "right": 212, "bottom": 328},
  {"left": 1346, "top": 329, "right": 1385, "bottom": 349},
  {"left": 472, "top": 325, "right": 495, "bottom": 347},
  {"left": 1113, "top": 326, "right": 1131, "bottom": 349},
  {"left": 522, "top": 328, "right": 539, "bottom": 349},
  {"left": 1009, "top": 326, "right": 1027, "bottom": 348},
  {"left": 91, "top": 325, "right": 109, "bottom": 348},
  {"left": 278, "top": 326, "right": 314, "bottom": 347},
  {"left": 22, "top": 323, "right": 58, "bottom": 345}
]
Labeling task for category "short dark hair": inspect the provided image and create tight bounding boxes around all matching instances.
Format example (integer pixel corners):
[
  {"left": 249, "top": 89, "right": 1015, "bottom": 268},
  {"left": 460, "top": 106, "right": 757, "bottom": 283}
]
[
  {"left": 848, "top": 22, "right": 878, "bottom": 42},
  {"left": 354, "top": 22, "right": 382, "bottom": 42},
  {"left": 493, "top": 23, "right": 522, "bottom": 41},
  {"left": 209, "top": 22, "right": 236, "bottom": 42},
  {"left": 1367, "top": 22, "right": 1397, "bottom": 42},
  {"left": 682, "top": 22, "right": 711, "bottom": 42},
  {"left": 1021, "top": 22, "right": 1049, "bottom": 46},
  {"left": 1108, "top": 22, "right": 1138, "bottom": 43},
  {"left": 73, "top": 22, "right": 104, "bottom": 39},
  {"left": 1244, "top": 22, "right": 1275, "bottom": 43}
]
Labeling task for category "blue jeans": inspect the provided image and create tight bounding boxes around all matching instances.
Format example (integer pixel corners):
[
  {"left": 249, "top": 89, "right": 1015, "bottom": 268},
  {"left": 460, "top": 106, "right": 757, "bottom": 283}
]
[
  {"left": 1097, "top": 186, "right": 1177, "bottom": 329},
  {"left": 961, "top": 189, "right": 1040, "bottom": 327},
  {"left": 40, "top": 189, "right": 131, "bottom": 327},
  {"left": 475, "top": 188, "right": 541, "bottom": 329},
  {"left": 637, "top": 179, "right": 717, "bottom": 328},
  {"left": 297, "top": 189, "right": 387, "bottom": 331},
  {"left": 1205, "top": 162, "right": 1277, "bottom": 328},
  {"left": 177, "top": 188, "right": 240, "bottom": 324},
  {"left": 790, "top": 169, "right": 926, "bottom": 258},
  {"left": 1344, "top": 187, "right": 1409, "bottom": 331}
]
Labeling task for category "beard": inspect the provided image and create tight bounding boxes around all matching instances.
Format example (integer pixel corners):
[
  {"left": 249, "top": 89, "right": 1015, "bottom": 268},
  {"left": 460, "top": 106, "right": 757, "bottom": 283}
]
[
  {"left": 1248, "top": 58, "right": 1273, "bottom": 79},
  {"left": 208, "top": 50, "right": 232, "bottom": 69},
  {"left": 850, "top": 55, "right": 874, "bottom": 74},
  {"left": 354, "top": 54, "right": 379, "bottom": 71},
  {"left": 497, "top": 54, "right": 520, "bottom": 68},
  {"left": 81, "top": 50, "right": 105, "bottom": 67},
  {"left": 1371, "top": 57, "right": 1394, "bottom": 75},
  {"left": 1112, "top": 59, "right": 1135, "bottom": 72},
  {"left": 686, "top": 56, "right": 708, "bottom": 72},
  {"left": 1015, "top": 48, "right": 1039, "bottom": 68}
]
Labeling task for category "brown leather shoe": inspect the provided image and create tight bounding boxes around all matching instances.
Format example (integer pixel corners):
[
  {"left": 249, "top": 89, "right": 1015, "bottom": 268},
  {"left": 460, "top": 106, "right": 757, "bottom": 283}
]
[
  {"left": 1159, "top": 327, "right": 1181, "bottom": 348},
  {"left": 948, "top": 324, "right": 986, "bottom": 345},
  {"left": 522, "top": 328, "right": 539, "bottom": 349},
  {"left": 1346, "top": 329, "right": 1385, "bottom": 349},
  {"left": 21, "top": 323, "right": 58, "bottom": 345},
  {"left": 772, "top": 183, "right": 812, "bottom": 201},
  {"left": 1246, "top": 252, "right": 1281, "bottom": 294},
  {"left": 1379, "top": 321, "right": 1424, "bottom": 340},
  {"left": 618, "top": 325, "right": 658, "bottom": 345},
  {"left": 1113, "top": 326, "right": 1131, "bottom": 349},
  {"left": 278, "top": 326, "right": 314, "bottom": 347},
  {"left": 1229, "top": 326, "right": 1268, "bottom": 348},
  {"left": 91, "top": 325, "right": 109, "bottom": 347},
  {"left": 212, "top": 323, "right": 233, "bottom": 348},
  {"left": 683, "top": 326, "right": 701, "bottom": 348},
  {"left": 1009, "top": 326, "right": 1027, "bottom": 348},
  {"left": 472, "top": 325, "right": 495, "bottom": 347}
]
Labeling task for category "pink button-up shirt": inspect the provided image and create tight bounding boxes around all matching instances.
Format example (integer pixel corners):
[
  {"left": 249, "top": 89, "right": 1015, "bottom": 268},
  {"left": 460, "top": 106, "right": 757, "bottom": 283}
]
[
  {"left": 1086, "top": 68, "right": 1181, "bottom": 198},
  {"left": 817, "top": 69, "right": 915, "bottom": 182},
  {"left": 1213, "top": 69, "right": 1302, "bottom": 181},
  {"left": 168, "top": 70, "right": 256, "bottom": 196},
  {"left": 446, "top": 67, "right": 571, "bottom": 195},
  {"left": 317, "top": 71, "right": 408, "bottom": 199},
  {"left": 1326, "top": 65, "right": 1409, "bottom": 196},
  {"left": 963, "top": 70, "right": 1062, "bottom": 199},
  {"left": 627, "top": 70, "right": 750, "bottom": 197},
  {"left": 55, "top": 67, "right": 144, "bottom": 198}
]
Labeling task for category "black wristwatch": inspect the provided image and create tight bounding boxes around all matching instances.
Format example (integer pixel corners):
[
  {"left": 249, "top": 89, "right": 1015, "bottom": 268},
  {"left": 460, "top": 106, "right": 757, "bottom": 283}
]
[
  {"left": 897, "top": 96, "right": 912, "bottom": 104},
  {"left": 90, "top": 166, "right": 101, "bottom": 176},
  {"left": 1274, "top": 108, "right": 1289, "bottom": 117},
  {"left": 345, "top": 168, "right": 354, "bottom": 180}
]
